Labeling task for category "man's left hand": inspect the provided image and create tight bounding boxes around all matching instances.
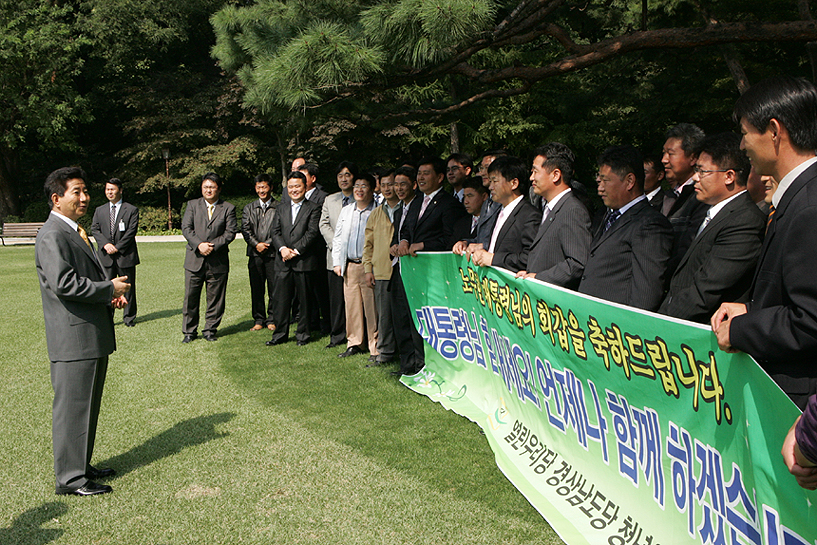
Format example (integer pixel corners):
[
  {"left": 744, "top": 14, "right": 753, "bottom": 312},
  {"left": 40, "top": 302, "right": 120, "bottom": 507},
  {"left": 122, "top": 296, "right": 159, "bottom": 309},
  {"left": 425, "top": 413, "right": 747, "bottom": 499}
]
[{"left": 104, "top": 243, "right": 118, "bottom": 255}]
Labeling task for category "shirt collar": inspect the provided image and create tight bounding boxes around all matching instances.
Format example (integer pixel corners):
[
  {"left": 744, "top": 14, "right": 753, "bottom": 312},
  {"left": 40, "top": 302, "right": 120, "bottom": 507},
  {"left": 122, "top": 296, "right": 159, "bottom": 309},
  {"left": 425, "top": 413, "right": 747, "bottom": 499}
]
[
  {"left": 50, "top": 210, "right": 79, "bottom": 231},
  {"left": 707, "top": 190, "right": 746, "bottom": 222},
  {"left": 545, "top": 188, "right": 571, "bottom": 212},
  {"left": 616, "top": 194, "right": 647, "bottom": 216},
  {"left": 772, "top": 156, "right": 817, "bottom": 208}
]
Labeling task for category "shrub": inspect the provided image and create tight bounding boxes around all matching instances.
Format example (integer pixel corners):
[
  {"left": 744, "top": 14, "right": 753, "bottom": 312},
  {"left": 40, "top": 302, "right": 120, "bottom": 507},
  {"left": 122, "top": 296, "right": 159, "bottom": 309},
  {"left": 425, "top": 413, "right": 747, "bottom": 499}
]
[
  {"left": 139, "top": 206, "right": 178, "bottom": 232},
  {"left": 23, "top": 201, "right": 50, "bottom": 222}
]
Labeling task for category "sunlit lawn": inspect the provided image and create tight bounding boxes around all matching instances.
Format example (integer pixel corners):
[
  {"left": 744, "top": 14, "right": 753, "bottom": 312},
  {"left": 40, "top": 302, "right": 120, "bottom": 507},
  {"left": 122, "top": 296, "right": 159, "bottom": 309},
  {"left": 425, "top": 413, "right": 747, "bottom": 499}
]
[{"left": 0, "top": 241, "right": 562, "bottom": 544}]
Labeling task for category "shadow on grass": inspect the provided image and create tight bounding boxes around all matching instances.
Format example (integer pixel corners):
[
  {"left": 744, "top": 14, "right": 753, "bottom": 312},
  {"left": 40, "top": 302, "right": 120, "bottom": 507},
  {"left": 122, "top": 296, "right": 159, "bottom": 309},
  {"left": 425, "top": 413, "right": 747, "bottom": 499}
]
[
  {"left": 0, "top": 502, "right": 67, "bottom": 544},
  {"left": 130, "top": 308, "right": 182, "bottom": 324},
  {"left": 98, "top": 413, "right": 235, "bottom": 478}
]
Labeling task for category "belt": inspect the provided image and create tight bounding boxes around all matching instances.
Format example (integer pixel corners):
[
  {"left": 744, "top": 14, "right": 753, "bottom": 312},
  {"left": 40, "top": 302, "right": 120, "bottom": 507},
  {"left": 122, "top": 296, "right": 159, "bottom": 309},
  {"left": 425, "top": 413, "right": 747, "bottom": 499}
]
[{"left": 347, "top": 258, "right": 362, "bottom": 264}]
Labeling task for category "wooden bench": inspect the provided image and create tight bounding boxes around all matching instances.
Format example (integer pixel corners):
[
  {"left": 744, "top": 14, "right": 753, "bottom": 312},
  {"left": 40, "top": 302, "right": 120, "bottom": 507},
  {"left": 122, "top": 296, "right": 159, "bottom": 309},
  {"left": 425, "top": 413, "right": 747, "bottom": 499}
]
[{"left": 1, "top": 222, "right": 45, "bottom": 245}]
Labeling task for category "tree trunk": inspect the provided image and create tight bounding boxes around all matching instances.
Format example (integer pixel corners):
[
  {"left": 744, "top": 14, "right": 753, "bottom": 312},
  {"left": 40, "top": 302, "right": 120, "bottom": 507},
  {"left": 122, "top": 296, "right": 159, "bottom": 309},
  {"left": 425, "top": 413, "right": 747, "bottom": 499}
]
[
  {"left": 798, "top": 0, "right": 817, "bottom": 81},
  {"left": 0, "top": 146, "right": 21, "bottom": 220},
  {"left": 450, "top": 122, "right": 460, "bottom": 154}
]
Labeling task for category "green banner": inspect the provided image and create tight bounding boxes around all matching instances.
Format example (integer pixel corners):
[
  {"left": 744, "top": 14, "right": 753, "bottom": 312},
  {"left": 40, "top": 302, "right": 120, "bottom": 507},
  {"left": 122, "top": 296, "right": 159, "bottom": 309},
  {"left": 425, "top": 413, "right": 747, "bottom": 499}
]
[{"left": 400, "top": 253, "right": 814, "bottom": 545}]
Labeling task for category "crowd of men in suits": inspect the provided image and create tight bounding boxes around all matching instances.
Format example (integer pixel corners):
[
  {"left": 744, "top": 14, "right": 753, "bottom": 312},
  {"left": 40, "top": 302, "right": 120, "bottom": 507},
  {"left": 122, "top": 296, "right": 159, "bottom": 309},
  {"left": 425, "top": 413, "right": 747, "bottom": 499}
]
[{"left": 34, "top": 75, "right": 817, "bottom": 495}]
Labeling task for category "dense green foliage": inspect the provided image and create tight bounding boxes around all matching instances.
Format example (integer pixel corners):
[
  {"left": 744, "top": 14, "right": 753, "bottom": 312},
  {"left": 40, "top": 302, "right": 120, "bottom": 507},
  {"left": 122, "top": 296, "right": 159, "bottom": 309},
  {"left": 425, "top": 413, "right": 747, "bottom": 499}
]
[{"left": 2, "top": 0, "right": 817, "bottom": 221}]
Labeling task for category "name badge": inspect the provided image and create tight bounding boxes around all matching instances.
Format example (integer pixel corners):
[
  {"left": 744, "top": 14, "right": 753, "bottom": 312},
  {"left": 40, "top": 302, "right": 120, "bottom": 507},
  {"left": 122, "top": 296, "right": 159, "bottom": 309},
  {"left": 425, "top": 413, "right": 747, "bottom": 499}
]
[{"left": 119, "top": 220, "right": 126, "bottom": 232}]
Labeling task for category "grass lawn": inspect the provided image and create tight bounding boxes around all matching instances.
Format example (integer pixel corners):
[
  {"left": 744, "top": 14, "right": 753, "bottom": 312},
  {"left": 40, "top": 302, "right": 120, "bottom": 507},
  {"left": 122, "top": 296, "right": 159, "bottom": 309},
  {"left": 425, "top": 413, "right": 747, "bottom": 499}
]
[{"left": 0, "top": 241, "right": 563, "bottom": 544}]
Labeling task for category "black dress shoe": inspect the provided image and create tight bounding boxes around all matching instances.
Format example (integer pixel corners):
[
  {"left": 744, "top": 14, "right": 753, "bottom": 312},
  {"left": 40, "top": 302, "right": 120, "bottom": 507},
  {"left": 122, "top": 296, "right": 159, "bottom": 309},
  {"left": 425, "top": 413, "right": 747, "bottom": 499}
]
[
  {"left": 182, "top": 334, "right": 197, "bottom": 344},
  {"left": 266, "top": 338, "right": 286, "bottom": 346},
  {"left": 124, "top": 322, "right": 135, "bottom": 327},
  {"left": 338, "top": 345, "right": 364, "bottom": 358},
  {"left": 203, "top": 333, "right": 217, "bottom": 342},
  {"left": 57, "top": 481, "right": 112, "bottom": 496},
  {"left": 86, "top": 466, "right": 116, "bottom": 479},
  {"left": 296, "top": 340, "right": 310, "bottom": 346},
  {"left": 325, "top": 341, "right": 343, "bottom": 349},
  {"left": 365, "top": 360, "right": 382, "bottom": 368}
]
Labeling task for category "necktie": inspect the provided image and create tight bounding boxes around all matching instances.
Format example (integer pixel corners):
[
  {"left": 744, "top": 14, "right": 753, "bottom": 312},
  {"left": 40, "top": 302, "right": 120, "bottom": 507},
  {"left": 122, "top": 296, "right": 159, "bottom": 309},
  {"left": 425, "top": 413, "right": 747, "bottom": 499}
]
[
  {"left": 110, "top": 204, "right": 116, "bottom": 236},
  {"left": 418, "top": 195, "right": 431, "bottom": 218},
  {"left": 207, "top": 203, "right": 214, "bottom": 221},
  {"left": 77, "top": 225, "right": 92, "bottom": 249},
  {"left": 342, "top": 195, "right": 351, "bottom": 207},
  {"left": 541, "top": 205, "right": 550, "bottom": 224},
  {"left": 767, "top": 205, "right": 775, "bottom": 233},
  {"left": 292, "top": 202, "right": 301, "bottom": 222},
  {"left": 471, "top": 215, "right": 479, "bottom": 233},
  {"left": 603, "top": 209, "right": 620, "bottom": 232},
  {"left": 697, "top": 210, "right": 712, "bottom": 237}
]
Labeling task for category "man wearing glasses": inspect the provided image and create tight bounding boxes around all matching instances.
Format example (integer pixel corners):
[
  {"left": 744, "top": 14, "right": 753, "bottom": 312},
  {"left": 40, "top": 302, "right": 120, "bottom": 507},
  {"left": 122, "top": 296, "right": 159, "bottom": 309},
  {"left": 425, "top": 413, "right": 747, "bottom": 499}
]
[
  {"left": 658, "top": 133, "right": 765, "bottom": 323},
  {"left": 446, "top": 153, "right": 473, "bottom": 202}
]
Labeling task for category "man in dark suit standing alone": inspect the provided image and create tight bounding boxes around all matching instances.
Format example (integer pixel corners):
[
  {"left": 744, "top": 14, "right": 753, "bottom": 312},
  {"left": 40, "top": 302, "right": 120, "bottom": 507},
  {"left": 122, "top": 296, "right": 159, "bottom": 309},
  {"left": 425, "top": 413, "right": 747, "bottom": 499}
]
[
  {"left": 579, "top": 146, "right": 673, "bottom": 311},
  {"left": 712, "top": 76, "right": 817, "bottom": 412},
  {"left": 36, "top": 167, "right": 130, "bottom": 496},
  {"left": 91, "top": 178, "right": 140, "bottom": 326},
  {"left": 267, "top": 171, "right": 322, "bottom": 346},
  {"left": 181, "top": 172, "right": 237, "bottom": 343},
  {"left": 242, "top": 174, "right": 278, "bottom": 331},
  {"left": 659, "top": 133, "right": 765, "bottom": 323}
]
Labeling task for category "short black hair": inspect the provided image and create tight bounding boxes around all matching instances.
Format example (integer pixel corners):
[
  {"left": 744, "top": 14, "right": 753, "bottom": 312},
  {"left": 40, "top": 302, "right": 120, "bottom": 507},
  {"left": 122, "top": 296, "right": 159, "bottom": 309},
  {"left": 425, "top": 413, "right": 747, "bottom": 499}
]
[
  {"left": 335, "top": 161, "right": 359, "bottom": 179},
  {"left": 286, "top": 171, "right": 307, "bottom": 186},
  {"left": 666, "top": 123, "right": 705, "bottom": 156},
  {"left": 202, "top": 172, "right": 222, "bottom": 188},
  {"left": 463, "top": 177, "right": 487, "bottom": 194},
  {"left": 695, "top": 132, "right": 751, "bottom": 187},
  {"left": 487, "top": 155, "right": 528, "bottom": 195},
  {"left": 733, "top": 76, "right": 817, "bottom": 151},
  {"left": 482, "top": 149, "right": 509, "bottom": 160},
  {"left": 446, "top": 153, "right": 474, "bottom": 170},
  {"left": 44, "top": 167, "right": 87, "bottom": 208},
  {"left": 532, "top": 142, "right": 575, "bottom": 184},
  {"left": 597, "top": 146, "right": 645, "bottom": 192},
  {"left": 644, "top": 155, "right": 665, "bottom": 174},
  {"left": 298, "top": 163, "right": 319, "bottom": 178},
  {"left": 355, "top": 173, "right": 377, "bottom": 191},
  {"left": 394, "top": 165, "right": 416, "bottom": 181},
  {"left": 254, "top": 173, "right": 272, "bottom": 185},
  {"left": 417, "top": 156, "right": 446, "bottom": 176},
  {"left": 106, "top": 177, "right": 123, "bottom": 190}
]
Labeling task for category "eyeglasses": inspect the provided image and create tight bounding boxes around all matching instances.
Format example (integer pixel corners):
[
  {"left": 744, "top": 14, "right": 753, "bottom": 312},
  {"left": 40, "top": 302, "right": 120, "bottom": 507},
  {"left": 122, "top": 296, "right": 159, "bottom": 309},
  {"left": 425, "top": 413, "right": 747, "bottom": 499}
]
[
  {"left": 693, "top": 167, "right": 732, "bottom": 177},
  {"left": 446, "top": 166, "right": 462, "bottom": 173},
  {"left": 353, "top": 184, "right": 371, "bottom": 189}
]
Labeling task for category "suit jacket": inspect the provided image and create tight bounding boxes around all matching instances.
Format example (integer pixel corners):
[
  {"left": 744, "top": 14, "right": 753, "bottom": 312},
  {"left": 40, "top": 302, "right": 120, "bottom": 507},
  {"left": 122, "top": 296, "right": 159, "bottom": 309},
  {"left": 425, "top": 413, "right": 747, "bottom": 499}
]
[
  {"left": 449, "top": 215, "right": 476, "bottom": 248},
  {"left": 527, "top": 191, "right": 591, "bottom": 289},
  {"left": 487, "top": 199, "right": 541, "bottom": 273},
  {"left": 400, "top": 189, "right": 467, "bottom": 252},
  {"left": 320, "top": 192, "right": 352, "bottom": 271},
  {"left": 469, "top": 197, "right": 501, "bottom": 248},
  {"left": 731, "top": 161, "right": 817, "bottom": 389},
  {"left": 331, "top": 201, "right": 374, "bottom": 276},
  {"left": 182, "top": 198, "right": 237, "bottom": 274},
  {"left": 272, "top": 199, "right": 321, "bottom": 272},
  {"left": 242, "top": 199, "right": 278, "bottom": 257},
  {"left": 90, "top": 201, "right": 140, "bottom": 268},
  {"left": 363, "top": 204, "right": 396, "bottom": 280},
  {"left": 658, "top": 192, "right": 765, "bottom": 323},
  {"left": 579, "top": 198, "right": 673, "bottom": 311},
  {"left": 36, "top": 213, "right": 116, "bottom": 362}
]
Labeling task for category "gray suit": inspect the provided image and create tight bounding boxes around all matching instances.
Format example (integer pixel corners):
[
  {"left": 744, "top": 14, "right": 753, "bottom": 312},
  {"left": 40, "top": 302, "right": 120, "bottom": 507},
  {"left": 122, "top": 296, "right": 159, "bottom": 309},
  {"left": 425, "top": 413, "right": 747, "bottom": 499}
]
[
  {"left": 579, "top": 198, "right": 673, "bottom": 311},
  {"left": 181, "top": 197, "right": 237, "bottom": 336},
  {"left": 527, "top": 191, "right": 591, "bottom": 289},
  {"left": 36, "top": 212, "right": 116, "bottom": 492}
]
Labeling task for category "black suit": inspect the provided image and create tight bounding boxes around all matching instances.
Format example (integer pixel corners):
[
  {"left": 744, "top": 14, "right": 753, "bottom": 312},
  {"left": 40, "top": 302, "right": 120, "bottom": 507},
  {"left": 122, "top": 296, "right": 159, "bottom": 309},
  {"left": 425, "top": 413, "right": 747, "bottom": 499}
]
[
  {"left": 579, "top": 197, "right": 673, "bottom": 311},
  {"left": 91, "top": 201, "right": 140, "bottom": 325},
  {"left": 242, "top": 198, "right": 278, "bottom": 327},
  {"left": 181, "top": 197, "right": 237, "bottom": 336},
  {"left": 487, "top": 199, "right": 541, "bottom": 273},
  {"left": 659, "top": 192, "right": 765, "bottom": 323},
  {"left": 270, "top": 199, "right": 321, "bottom": 343},
  {"left": 527, "top": 191, "right": 591, "bottom": 289},
  {"left": 730, "top": 161, "right": 817, "bottom": 408},
  {"left": 400, "top": 189, "right": 467, "bottom": 251}
]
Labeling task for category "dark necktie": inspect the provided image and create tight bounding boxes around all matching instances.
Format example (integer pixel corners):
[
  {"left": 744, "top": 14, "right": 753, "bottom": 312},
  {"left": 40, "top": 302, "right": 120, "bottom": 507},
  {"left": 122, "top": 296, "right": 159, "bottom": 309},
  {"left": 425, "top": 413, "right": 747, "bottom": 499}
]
[
  {"left": 110, "top": 204, "right": 116, "bottom": 237},
  {"left": 603, "top": 209, "right": 620, "bottom": 232},
  {"left": 766, "top": 205, "right": 775, "bottom": 233},
  {"left": 342, "top": 195, "right": 351, "bottom": 207}
]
